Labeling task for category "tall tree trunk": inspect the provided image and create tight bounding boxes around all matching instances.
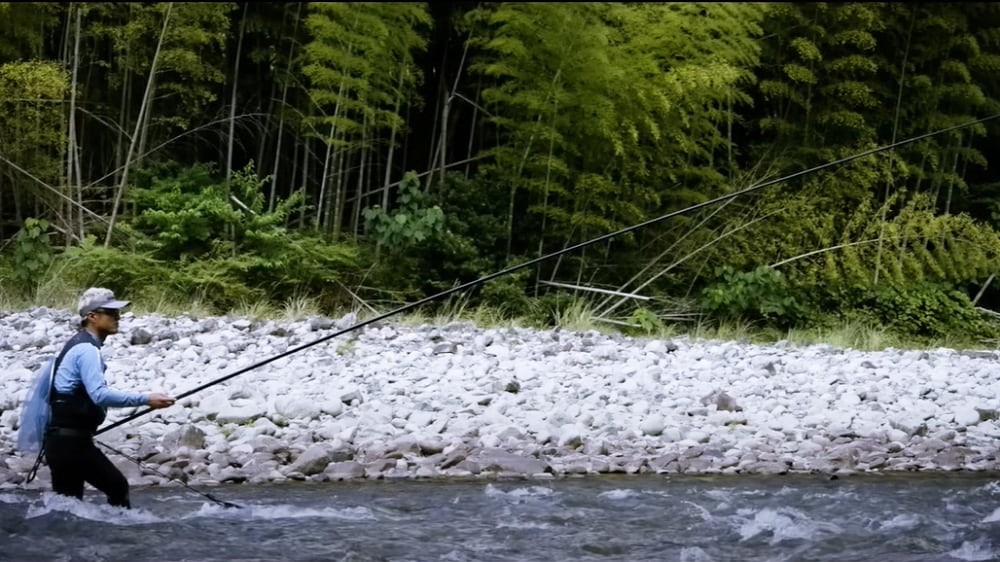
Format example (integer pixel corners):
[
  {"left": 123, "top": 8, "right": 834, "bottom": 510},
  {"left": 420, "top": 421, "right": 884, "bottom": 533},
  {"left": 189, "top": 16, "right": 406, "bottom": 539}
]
[
  {"left": 874, "top": 4, "right": 915, "bottom": 286},
  {"left": 332, "top": 131, "right": 347, "bottom": 237},
  {"left": 268, "top": 3, "right": 302, "bottom": 213},
  {"left": 67, "top": 3, "right": 83, "bottom": 244},
  {"left": 316, "top": 125, "right": 335, "bottom": 229},
  {"left": 465, "top": 83, "right": 480, "bottom": 178},
  {"left": 352, "top": 119, "right": 368, "bottom": 237},
  {"left": 104, "top": 3, "right": 172, "bottom": 247},
  {"left": 381, "top": 67, "right": 405, "bottom": 211},
  {"left": 315, "top": 59, "right": 348, "bottom": 228},
  {"left": 225, "top": 3, "right": 248, "bottom": 256},
  {"left": 287, "top": 137, "right": 300, "bottom": 227},
  {"left": 534, "top": 99, "right": 559, "bottom": 297},
  {"left": 226, "top": 3, "right": 247, "bottom": 186},
  {"left": 255, "top": 3, "right": 291, "bottom": 175},
  {"left": 114, "top": 37, "right": 131, "bottom": 187},
  {"left": 944, "top": 143, "right": 961, "bottom": 216},
  {"left": 299, "top": 137, "right": 310, "bottom": 227}
]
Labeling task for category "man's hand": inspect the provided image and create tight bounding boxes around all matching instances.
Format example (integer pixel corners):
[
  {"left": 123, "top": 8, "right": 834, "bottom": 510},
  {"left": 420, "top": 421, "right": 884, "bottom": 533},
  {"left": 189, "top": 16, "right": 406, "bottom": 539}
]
[{"left": 148, "top": 393, "right": 175, "bottom": 409}]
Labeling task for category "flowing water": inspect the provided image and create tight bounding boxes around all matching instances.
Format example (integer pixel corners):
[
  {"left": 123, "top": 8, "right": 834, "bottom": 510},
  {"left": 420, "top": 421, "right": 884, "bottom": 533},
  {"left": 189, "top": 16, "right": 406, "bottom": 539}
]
[{"left": 2, "top": 473, "right": 1000, "bottom": 561}]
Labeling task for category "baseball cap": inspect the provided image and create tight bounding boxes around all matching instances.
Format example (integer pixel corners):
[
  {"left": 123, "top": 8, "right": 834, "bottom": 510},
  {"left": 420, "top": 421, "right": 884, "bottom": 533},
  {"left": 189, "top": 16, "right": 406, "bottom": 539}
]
[{"left": 78, "top": 287, "right": 131, "bottom": 317}]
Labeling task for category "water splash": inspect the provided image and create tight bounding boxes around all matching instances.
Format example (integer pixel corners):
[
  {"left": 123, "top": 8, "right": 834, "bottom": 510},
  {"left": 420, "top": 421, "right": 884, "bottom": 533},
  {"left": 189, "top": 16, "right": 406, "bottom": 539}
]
[
  {"left": 0, "top": 493, "right": 28, "bottom": 504},
  {"left": 980, "top": 481, "right": 1000, "bottom": 496},
  {"left": 878, "top": 513, "right": 921, "bottom": 531},
  {"left": 496, "top": 518, "right": 552, "bottom": 530},
  {"left": 681, "top": 500, "right": 714, "bottom": 522},
  {"left": 948, "top": 539, "right": 998, "bottom": 561},
  {"left": 738, "top": 507, "right": 843, "bottom": 545},
  {"left": 24, "top": 493, "right": 163, "bottom": 525},
  {"left": 484, "top": 484, "right": 554, "bottom": 499},
  {"left": 679, "top": 546, "right": 715, "bottom": 562},
  {"left": 187, "top": 501, "right": 376, "bottom": 521},
  {"left": 599, "top": 489, "right": 637, "bottom": 500},
  {"left": 982, "top": 507, "right": 1000, "bottom": 523}
]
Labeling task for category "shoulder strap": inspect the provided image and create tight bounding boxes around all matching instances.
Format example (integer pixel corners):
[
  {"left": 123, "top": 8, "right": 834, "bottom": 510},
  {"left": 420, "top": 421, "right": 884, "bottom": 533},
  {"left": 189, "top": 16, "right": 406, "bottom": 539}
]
[{"left": 48, "top": 331, "right": 95, "bottom": 402}]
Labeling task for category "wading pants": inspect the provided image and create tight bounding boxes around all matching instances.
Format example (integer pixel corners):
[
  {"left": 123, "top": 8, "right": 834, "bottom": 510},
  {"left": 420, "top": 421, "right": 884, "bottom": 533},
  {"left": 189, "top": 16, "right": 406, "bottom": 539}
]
[{"left": 45, "top": 430, "right": 131, "bottom": 509}]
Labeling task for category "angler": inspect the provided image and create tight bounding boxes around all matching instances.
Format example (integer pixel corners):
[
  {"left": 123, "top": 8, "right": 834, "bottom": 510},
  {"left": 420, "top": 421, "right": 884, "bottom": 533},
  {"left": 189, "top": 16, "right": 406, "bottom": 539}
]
[{"left": 28, "top": 288, "right": 174, "bottom": 508}]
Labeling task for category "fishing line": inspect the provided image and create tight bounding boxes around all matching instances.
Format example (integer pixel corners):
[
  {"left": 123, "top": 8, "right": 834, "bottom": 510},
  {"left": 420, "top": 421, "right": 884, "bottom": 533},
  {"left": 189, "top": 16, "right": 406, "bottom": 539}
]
[
  {"left": 97, "top": 112, "right": 1000, "bottom": 437},
  {"left": 95, "top": 439, "right": 243, "bottom": 509}
]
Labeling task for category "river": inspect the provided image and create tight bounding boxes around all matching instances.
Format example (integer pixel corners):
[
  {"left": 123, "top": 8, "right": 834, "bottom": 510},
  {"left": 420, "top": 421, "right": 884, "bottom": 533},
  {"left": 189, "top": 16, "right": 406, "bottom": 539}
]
[{"left": 2, "top": 473, "right": 999, "bottom": 561}]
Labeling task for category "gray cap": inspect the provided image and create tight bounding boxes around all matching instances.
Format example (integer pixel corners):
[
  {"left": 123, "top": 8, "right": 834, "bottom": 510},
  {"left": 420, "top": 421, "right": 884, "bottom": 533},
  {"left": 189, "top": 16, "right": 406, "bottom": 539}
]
[{"left": 78, "top": 287, "right": 131, "bottom": 317}]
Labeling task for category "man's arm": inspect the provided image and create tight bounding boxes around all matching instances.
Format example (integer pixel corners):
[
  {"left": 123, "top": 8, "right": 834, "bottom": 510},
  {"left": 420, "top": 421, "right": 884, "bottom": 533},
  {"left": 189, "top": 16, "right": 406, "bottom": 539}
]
[{"left": 77, "top": 345, "right": 150, "bottom": 408}]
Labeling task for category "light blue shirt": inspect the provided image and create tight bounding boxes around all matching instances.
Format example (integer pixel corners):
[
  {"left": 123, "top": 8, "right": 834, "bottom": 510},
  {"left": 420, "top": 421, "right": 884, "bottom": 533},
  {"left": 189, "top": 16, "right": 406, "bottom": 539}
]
[{"left": 52, "top": 330, "right": 149, "bottom": 408}]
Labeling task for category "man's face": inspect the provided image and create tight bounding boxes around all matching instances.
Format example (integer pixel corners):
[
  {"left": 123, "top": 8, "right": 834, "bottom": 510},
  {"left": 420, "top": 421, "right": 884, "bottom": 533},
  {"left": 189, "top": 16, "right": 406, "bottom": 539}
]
[{"left": 87, "top": 308, "right": 121, "bottom": 335}]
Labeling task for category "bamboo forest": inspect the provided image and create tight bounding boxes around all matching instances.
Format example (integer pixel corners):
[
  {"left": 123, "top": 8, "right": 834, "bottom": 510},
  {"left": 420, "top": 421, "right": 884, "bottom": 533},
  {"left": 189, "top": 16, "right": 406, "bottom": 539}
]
[{"left": 2, "top": 2, "right": 1000, "bottom": 345}]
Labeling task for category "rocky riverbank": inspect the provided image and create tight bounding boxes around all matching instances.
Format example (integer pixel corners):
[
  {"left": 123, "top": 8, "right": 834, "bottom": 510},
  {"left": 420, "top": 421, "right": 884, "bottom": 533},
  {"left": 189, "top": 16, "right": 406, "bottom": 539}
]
[{"left": 2, "top": 307, "right": 1000, "bottom": 489}]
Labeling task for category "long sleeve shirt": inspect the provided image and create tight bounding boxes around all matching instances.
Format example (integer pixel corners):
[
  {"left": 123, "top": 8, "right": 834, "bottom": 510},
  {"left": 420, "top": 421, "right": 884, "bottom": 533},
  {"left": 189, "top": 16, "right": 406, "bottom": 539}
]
[{"left": 52, "top": 330, "right": 149, "bottom": 408}]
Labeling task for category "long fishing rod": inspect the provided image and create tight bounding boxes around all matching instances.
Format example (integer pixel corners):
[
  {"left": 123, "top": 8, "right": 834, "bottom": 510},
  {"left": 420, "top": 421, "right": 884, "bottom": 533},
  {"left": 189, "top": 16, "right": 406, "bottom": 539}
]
[{"left": 96, "top": 112, "right": 1000, "bottom": 437}]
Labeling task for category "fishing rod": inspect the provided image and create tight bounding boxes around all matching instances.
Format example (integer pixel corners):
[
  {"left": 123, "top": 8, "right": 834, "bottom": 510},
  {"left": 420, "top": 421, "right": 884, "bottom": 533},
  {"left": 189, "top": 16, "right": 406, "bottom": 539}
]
[{"left": 96, "top": 111, "right": 1000, "bottom": 437}]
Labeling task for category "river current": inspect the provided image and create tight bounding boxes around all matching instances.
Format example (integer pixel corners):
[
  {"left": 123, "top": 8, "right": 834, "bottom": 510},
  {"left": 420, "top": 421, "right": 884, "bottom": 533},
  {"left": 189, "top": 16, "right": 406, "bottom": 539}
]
[{"left": 2, "top": 473, "right": 999, "bottom": 561}]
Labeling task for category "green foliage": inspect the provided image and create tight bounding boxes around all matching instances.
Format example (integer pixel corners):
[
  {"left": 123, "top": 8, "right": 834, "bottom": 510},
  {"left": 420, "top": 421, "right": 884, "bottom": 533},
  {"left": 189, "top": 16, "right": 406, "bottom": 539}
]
[
  {"left": 701, "top": 266, "right": 813, "bottom": 328},
  {"left": 121, "top": 163, "right": 360, "bottom": 310},
  {"left": 9, "top": 218, "right": 54, "bottom": 296},
  {"left": 60, "top": 236, "right": 174, "bottom": 299},
  {"left": 363, "top": 171, "right": 444, "bottom": 250},
  {"left": 303, "top": 2, "right": 429, "bottom": 138},
  {"left": 830, "top": 282, "right": 999, "bottom": 338},
  {"left": 429, "top": 172, "right": 509, "bottom": 278},
  {"left": 109, "top": 3, "right": 234, "bottom": 131},
  {"left": 627, "top": 307, "right": 666, "bottom": 335},
  {"left": 0, "top": 2, "right": 59, "bottom": 62},
  {"left": 0, "top": 60, "right": 69, "bottom": 192},
  {"left": 127, "top": 163, "right": 240, "bottom": 259},
  {"left": 479, "top": 270, "right": 533, "bottom": 318}
]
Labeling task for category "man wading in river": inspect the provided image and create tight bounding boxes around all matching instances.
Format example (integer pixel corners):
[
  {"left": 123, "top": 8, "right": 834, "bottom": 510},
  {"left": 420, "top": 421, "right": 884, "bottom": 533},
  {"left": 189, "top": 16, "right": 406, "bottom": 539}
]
[{"left": 46, "top": 288, "right": 175, "bottom": 508}]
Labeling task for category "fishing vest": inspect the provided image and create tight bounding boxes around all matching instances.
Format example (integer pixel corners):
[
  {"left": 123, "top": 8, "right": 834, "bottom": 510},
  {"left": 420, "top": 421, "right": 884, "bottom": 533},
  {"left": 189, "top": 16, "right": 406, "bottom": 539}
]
[{"left": 48, "top": 331, "right": 107, "bottom": 434}]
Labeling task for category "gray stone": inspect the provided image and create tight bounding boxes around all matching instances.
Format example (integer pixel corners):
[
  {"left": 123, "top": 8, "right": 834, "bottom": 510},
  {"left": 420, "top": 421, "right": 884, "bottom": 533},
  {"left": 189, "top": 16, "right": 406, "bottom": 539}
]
[
  {"left": 286, "top": 444, "right": 336, "bottom": 476},
  {"left": 130, "top": 328, "right": 154, "bottom": 345},
  {"left": 162, "top": 425, "right": 206, "bottom": 451},
  {"left": 335, "top": 313, "right": 358, "bottom": 331},
  {"left": 325, "top": 461, "right": 366, "bottom": 480},
  {"left": 365, "top": 458, "right": 397, "bottom": 478},
  {"left": 439, "top": 448, "right": 468, "bottom": 469},
  {"left": 340, "top": 391, "right": 364, "bottom": 404},
  {"left": 701, "top": 390, "right": 742, "bottom": 412},
  {"left": 476, "top": 449, "right": 549, "bottom": 475},
  {"left": 309, "top": 317, "right": 334, "bottom": 331},
  {"left": 433, "top": 342, "right": 457, "bottom": 355}
]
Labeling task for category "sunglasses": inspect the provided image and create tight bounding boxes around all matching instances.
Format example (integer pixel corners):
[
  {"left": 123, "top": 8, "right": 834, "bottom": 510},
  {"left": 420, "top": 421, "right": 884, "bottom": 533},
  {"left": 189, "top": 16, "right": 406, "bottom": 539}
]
[{"left": 93, "top": 308, "right": 121, "bottom": 319}]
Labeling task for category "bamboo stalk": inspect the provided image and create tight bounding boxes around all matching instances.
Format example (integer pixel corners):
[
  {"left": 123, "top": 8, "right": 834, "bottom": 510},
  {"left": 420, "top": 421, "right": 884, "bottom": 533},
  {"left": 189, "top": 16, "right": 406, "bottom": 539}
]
[
  {"left": 104, "top": 2, "right": 172, "bottom": 247},
  {"left": 68, "top": 3, "right": 82, "bottom": 243},
  {"left": 874, "top": 5, "right": 916, "bottom": 286},
  {"left": 540, "top": 280, "right": 650, "bottom": 300},
  {"left": 225, "top": 3, "right": 247, "bottom": 186}
]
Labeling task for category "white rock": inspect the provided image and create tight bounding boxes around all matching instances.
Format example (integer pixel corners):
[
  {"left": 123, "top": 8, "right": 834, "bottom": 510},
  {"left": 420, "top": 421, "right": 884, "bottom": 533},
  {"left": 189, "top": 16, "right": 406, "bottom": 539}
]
[
  {"left": 639, "top": 417, "right": 666, "bottom": 436},
  {"left": 953, "top": 406, "right": 981, "bottom": 427}
]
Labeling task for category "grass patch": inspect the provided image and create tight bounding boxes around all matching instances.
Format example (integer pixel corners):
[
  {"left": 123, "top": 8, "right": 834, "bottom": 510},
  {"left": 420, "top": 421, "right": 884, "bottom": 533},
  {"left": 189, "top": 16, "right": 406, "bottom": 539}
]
[
  {"left": 281, "top": 294, "right": 322, "bottom": 321},
  {"left": 130, "top": 288, "right": 214, "bottom": 318},
  {"left": 228, "top": 298, "right": 279, "bottom": 320}
]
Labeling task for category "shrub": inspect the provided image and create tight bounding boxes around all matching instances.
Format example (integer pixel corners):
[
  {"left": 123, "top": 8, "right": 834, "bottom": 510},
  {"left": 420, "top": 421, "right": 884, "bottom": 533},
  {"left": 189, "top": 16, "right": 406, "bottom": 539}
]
[
  {"left": 700, "top": 265, "right": 813, "bottom": 328},
  {"left": 830, "top": 282, "right": 1000, "bottom": 338}
]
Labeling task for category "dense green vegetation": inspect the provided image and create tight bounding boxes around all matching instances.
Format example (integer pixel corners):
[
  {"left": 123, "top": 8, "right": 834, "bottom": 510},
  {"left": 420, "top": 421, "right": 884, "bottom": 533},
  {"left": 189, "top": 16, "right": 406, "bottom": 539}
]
[{"left": 2, "top": 2, "right": 1000, "bottom": 348}]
